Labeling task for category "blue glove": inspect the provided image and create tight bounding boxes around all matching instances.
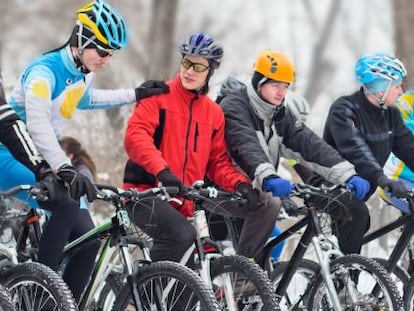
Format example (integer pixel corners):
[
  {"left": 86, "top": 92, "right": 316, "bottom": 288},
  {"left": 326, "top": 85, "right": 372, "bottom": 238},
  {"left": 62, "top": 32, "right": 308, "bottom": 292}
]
[
  {"left": 346, "top": 176, "right": 370, "bottom": 200},
  {"left": 262, "top": 176, "right": 292, "bottom": 198}
]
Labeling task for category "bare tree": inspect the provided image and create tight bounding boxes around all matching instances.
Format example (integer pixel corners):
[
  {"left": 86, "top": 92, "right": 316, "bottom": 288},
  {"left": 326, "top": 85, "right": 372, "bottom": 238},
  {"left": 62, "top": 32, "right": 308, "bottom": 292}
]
[
  {"left": 394, "top": 0, "right": 414, "bottom": 88},
  {"left": 302, "top": 0, "right": 343, "bottom": 106},
  {"left": 147, "top": 0, "right": 179, "bottom": 79}
]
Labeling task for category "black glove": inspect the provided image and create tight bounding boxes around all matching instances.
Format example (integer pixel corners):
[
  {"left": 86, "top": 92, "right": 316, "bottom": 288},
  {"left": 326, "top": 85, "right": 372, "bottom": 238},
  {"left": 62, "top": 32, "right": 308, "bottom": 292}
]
[
  {"left": 135, "top": 80, "right": 169, "bottom": 101},
  {"left": 281, "top": 198, "right": 299, "bottom": 216},
  {"left": 157, "top": 169, "right": 186, "bottom": 194},
  {"left": 35, "top": 166, "right": 68, "bottom": 202},
  {"left": 57, "top": 164, "right": 97, "bottom": 202},
  {"left": 377, "top": 175, "right": 407, "bottom": 198},
  {"left": 236, "top": 182, "right": 260, "bottom": 211}
]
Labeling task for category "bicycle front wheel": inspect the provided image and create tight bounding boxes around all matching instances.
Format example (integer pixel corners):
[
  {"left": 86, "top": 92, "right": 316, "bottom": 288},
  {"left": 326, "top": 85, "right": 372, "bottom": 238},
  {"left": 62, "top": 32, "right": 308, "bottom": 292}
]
[
  {"left": 270, "top": 258, "right": 320, "bottom": 311},
  {"left": 308, "top": 254, "right": 404, "bottom": 311},
  {"left": 112, "top": 260, "right": 219, "bottom": 311},
  {"left": 210, "top": 255, "right": 279, "bottom": 311},
  {"left": 2, "top": 262, "right": 78, "bottom": 311}
]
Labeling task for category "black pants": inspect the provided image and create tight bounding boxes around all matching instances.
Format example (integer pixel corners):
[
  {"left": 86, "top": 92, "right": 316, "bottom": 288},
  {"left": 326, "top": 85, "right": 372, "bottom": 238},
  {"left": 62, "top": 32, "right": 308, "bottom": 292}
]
[
  {"left": 38, "top": 198, "right": 100, "bottom": 302},
  {"left": 129, "top": 192, "right": 279, "bottom": 263},
  {"left": 310, "top": 189, "right": 370, "bottom": 254}
]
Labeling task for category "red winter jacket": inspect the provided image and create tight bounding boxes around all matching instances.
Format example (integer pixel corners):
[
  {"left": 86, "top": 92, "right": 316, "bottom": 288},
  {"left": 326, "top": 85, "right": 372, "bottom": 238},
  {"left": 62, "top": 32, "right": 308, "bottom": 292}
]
[{"left": 123, "top": 75, "right": 249, "bottom": 217}]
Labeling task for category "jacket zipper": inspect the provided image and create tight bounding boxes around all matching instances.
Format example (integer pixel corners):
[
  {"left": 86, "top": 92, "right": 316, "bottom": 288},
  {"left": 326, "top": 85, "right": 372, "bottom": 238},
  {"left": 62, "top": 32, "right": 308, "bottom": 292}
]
[
  {"left": 194, "top": 122, "right": 199, "bottom": 152},
  {"left": 182, "top": 95, "right": 197, "bottom": 183}
]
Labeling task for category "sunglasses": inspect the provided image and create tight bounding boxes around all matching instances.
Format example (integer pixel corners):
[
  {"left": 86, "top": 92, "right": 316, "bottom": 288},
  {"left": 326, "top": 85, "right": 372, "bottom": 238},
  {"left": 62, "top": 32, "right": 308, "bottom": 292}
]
[
  {"left": 181, "top": 58, "right": 210, "bottom": 73},
  {"left": 94, "top": 43, "right": 114, "bottom": 58}
]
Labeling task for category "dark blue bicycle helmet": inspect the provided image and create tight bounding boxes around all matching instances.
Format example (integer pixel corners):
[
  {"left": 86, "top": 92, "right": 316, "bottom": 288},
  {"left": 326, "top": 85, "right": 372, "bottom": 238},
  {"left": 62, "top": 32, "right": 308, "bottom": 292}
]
[{"left": 180, "top": 33, "right": 223, "bottom": 69}]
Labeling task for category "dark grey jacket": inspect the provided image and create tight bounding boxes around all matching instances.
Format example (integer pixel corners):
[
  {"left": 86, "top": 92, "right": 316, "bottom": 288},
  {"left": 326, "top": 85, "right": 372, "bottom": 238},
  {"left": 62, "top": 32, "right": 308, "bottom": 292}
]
[{"left": 219, "top": 77, "right": 357, "bottom": 189}]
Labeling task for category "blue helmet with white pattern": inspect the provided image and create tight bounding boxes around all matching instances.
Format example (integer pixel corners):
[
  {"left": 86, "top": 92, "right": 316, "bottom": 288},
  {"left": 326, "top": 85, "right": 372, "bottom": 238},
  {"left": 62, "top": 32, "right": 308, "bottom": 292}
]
[
  {"left": 355, "top": 52, "right": 406, "bottom": 93},
  {"left": 75, "top": 0, "right": 128, "bottom": 50}
]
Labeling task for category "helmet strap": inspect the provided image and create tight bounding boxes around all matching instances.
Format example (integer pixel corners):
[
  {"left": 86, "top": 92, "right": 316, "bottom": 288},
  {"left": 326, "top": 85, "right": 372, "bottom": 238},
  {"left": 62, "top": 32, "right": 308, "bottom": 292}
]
[{"left": 73, "top": 22, "right": 93, "bottom": 74}]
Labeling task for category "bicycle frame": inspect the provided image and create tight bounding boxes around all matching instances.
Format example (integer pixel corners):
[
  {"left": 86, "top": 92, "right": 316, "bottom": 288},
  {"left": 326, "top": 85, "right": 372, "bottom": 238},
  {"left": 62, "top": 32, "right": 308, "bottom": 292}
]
[
  {"left": 61, "top": 212, "right": 141, "bottom": 310},
  {"left": 179, "top": 217, "right": 239, "bottom": 311},
  {"left": 261, "top": 205, "right": 343, "bottom": 310}
]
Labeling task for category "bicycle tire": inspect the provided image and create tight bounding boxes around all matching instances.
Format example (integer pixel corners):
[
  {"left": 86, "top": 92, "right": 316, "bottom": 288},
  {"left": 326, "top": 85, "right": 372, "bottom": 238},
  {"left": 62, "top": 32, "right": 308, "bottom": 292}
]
[
  {"left": 269, "top": 258, "right": 320, "bottom": 310},
  {"left": 112, "top": 260, "right": 219, "bottom": 311},
  {"left": 2, "top": 262, "right": 78, "bottom": 311},
  {"left": 0, "top": 284, "right": 15, "bottom": 311},
  {"left": 210, "top": 255, "right": 279, "bottom": 311},
  {"left": 94, "top": 271, "right": 124, "bottom": 310},
  {"left": 403, "top": 275, "right": 414, "bottom": 310},
  {"left": 308, "top": 254, "right": 404, "bottom": 311},
  {"left": 374, "top": 257, "right": 409, "bottom": 297}
]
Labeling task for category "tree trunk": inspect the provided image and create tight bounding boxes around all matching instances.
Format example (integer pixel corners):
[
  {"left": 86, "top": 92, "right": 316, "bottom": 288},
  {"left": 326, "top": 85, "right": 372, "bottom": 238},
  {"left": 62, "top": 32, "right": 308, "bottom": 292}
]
[
  {"left": 394, "top": 0, "right": 414, "bottom": 89},
  {"left": 147, "top": 0, "right": 179, "bottom": 79}
]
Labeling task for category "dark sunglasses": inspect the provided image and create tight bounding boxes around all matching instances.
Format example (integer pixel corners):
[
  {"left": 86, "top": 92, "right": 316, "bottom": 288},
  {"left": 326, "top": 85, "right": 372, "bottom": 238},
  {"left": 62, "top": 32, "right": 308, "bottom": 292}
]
[
  {"left": 94, "top": 43, "right": 114, "bottom": 58},
  {"left": 181, "top": 58, "right": 210, "bottom": 73}
]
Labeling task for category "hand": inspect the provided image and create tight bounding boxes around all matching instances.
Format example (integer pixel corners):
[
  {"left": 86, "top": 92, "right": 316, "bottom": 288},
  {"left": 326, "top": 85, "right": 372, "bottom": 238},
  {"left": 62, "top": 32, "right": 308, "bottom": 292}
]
[
  {"left": 135, "top": 80, "right": 169, "bottom": 101},
  {"left": 35, "top": 166, "right": 69, "bottom": 201},
  {"left": 236, "top": 182, "right": 260, "bottom": 210},
  {"left": 57, "top": 164, "right": 97, "bottom": 202},
  {"left": 346, "top": 176, "right": 370, "bottom": 200},
  {"left": 262, "top": 176, "right": 292, "bottom": 198},
  {"left": 157, "top": 169, "right": 186, "bottom": 195},
  {"left": 377, "top": 176, "right": 408, "bottom": 198}
]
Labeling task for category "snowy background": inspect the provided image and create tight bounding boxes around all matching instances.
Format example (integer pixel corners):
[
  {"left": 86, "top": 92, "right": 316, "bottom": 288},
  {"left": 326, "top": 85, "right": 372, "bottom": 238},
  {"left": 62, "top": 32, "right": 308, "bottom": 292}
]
[{"left": 0, "top": 0, "right": 405, "bottom": 258}]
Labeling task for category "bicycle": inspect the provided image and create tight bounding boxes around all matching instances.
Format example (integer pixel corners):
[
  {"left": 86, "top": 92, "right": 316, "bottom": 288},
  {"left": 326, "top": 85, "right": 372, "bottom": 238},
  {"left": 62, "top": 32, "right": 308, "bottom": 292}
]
[
  {"left": 173, "top": 181, "right": 279, "bottom": 311},
  {"left": 227, "top": 183, "right": 404, "bottom": 310},
  {"left": 60, "top": 183, "right": 219, "bottom": 311},
  {"left": 361, "top": 188, "right": 414, "bottom": 308},
  {"left": 0, "top": 197, "right": 42, "bottom": 265},
  {"left": 0, "top": 184, "right": 78, "bottom": 311}
]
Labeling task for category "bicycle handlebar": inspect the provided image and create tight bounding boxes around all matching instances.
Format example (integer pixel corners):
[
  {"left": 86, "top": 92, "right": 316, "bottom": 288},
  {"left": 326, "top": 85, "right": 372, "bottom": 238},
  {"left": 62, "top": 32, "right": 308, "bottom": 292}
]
[
  {"left": 290, "top": 183, "right": 345, "bottom": 198},
  {"left": 95, "top": 184, "right": 179, "bottom": 201},
  {"left": 0, "top": 184, "right": 49, "bottom": 201},
  {"left": 183, "top": 185, "right": 246, "bottom": 204}
]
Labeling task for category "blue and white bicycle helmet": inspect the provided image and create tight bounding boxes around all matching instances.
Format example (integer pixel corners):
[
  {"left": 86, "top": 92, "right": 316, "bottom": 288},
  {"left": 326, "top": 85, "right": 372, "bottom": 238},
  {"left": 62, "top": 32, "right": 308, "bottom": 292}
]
[
  {"left": 74, "top": 0, "right": 128, "bottom": 50},
  {"left": 180, "top": 33, "right": 224, "bottom": 69},
  {"left": 355, "top": 52, "right": 406, "bottom": 93}
]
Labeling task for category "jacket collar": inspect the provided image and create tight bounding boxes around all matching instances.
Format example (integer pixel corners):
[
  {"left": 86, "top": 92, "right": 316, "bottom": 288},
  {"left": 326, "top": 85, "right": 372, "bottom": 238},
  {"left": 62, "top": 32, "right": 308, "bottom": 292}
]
[
  {"left": 357, "top": 87, "right": 386, "bottom": 117},
  {"left": 169, "top": 75, "right": 200, "bottom": 102},
  {"left": 61, "top": 46, "right": 87, "bottom": 77}
]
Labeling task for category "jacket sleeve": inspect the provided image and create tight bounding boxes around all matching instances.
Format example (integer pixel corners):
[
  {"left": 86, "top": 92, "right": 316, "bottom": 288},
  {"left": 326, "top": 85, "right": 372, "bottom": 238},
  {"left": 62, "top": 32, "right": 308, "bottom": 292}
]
[
  {"left": 278, "top": 112, "right": 356, "bottom": 184},
  {"left": 0, "top": 103, "right": 45, "bottom": 173},
  {"left": 124, "top": 97, "right": 168, "bottom": 176},
  {"left": 221, "top": 93, "right": 278, "bottom": 189},
  {"left": 325, "top": 99, "right": 384, "bottom": 185},
  {"left": 205, "top": 106, "right": 249, "bottom": 191}
]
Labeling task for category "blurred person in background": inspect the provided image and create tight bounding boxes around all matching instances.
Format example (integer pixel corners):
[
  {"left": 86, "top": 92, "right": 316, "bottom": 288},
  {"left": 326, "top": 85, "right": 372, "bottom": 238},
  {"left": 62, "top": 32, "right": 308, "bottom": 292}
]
[
  {"left": 379, "top": 89, "right": 414, "bottom": 213},
  {"left": 59, "top": 136, "right": 97, "bottom": 210}
]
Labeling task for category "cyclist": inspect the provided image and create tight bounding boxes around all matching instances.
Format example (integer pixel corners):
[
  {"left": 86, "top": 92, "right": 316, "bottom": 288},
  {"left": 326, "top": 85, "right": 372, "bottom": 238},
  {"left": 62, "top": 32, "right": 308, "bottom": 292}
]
[
  {"left": 322, "top": 52, "right": 414, "bottom": 203},
  {"left": 218, "top": 50, "right": 370, "bottom": 256},
  {"left": 0, "top": 0, "right": 167, "bottom": 301},
  {"left": 380, "top": 89, "right": 414, "bottom": 213},
  {"left": 123, "top": 32, "right": 276, "bottom": 264}
]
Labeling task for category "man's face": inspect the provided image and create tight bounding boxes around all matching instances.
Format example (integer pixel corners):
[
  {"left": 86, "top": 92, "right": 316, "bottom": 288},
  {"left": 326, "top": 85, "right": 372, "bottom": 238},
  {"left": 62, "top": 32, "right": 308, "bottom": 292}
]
[
  {"left": 380, "top": 83, "right": 404, "bottom": 107},
  {"left": 259, "top": 81, "right": 289, "bottom": 106},
  {"left": 179, "top": 56, "right": 210, "bottom": 91}
]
